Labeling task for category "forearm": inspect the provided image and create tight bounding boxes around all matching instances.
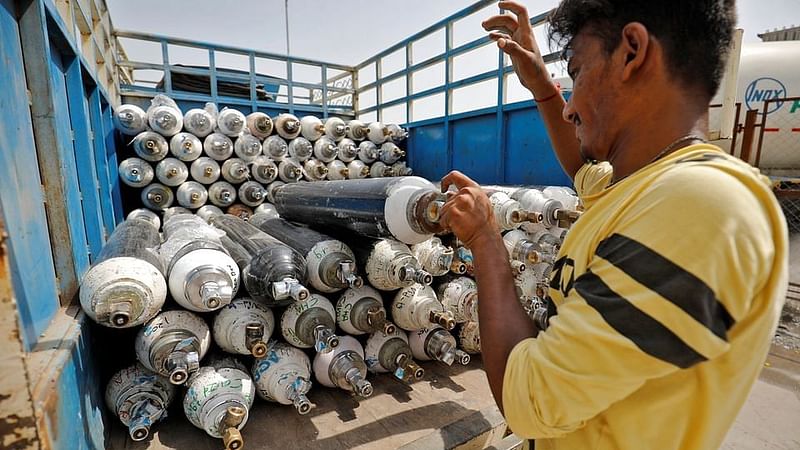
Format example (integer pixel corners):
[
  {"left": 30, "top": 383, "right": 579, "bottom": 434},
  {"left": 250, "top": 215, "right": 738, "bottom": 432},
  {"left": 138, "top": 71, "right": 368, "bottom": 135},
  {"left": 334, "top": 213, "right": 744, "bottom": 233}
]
[
  {"left": 528, "top": 81, "right": 583, "bottom": 180},
  {"left": 471, "top": 232, "right": 538, "bottom": 413}
]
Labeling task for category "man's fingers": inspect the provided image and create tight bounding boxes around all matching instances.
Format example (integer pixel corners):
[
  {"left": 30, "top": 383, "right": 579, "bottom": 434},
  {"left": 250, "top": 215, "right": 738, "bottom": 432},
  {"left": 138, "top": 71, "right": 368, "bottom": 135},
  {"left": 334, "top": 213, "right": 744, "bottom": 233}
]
[
  {"left": 498, "top": 1, "right": 531, "bottom": 31},
  {"left": 441, "top": 170, "right": 479, "bottom": 193},
  {"left": 495, "top": 36, "right": 529, "bottom": 58},
  {"left": 482, "top": 15, "right": 518, "bottom": 34}
]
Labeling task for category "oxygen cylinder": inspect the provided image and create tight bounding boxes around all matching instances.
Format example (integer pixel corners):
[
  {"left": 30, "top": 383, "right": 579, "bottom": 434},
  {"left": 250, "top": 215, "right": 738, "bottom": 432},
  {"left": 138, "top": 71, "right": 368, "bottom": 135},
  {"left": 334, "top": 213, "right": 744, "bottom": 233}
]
[
  {"left": 176, "top": 181, "right": 208, "bottom": 209},
  {"left": 411, "top": 237, "right": 454, "bottom": 277},
  {"left": 221, "top": 158, "right": 250, "bottom": 185},
  {"left": 254, "top": 203, "right": 279, "bottom": 218},
  {"left": 514, "top": 267, "right": 540, "bottom": 315},
  {"left": 170, "top": 132, "right": 203, "bottom": 162},
  {"left": 458, "top": 321, "right": 481, "bottom": 354},
  {"left": 135, "top": 310, "right": 211, "bottom": 384},
  {"left": 217, "top": 108, "right": 247, "bottom": 137},
  {"left": 105, "top": 364, "right": 176, "bottom": 442},
  {"left": 204, "top": 133, "right": 234, "bottom": 161},
  {"left": 132, "top": 131, "right": 169, "bottom": 162},
  {"left": 379, "top": 142, "right": 405, "bottom": 164},
  {"left": 248, "top": 215, "right": 363, "bottom": 293},
  {"left": 288, "top": 137, "right": 313, "bottom": 162},
  {"left": 409, "top": 326, "right": 471, "bottom": 366},
  {"left": 391, "top": 161, "right": 413, "bottom": 177},
  {"left": 367, "top": 122, "right": 390, "bottom": 144},
  {"left": 80, "top": 217, "right": 166, "bottom": 328},
  {"left": 304, "top": 159, "right": 329, "bottom": 182},
  {"left": 337, "top": 138, "right": 359, "bottom": 163},
  {"left": 326, "top": 160, "right": 349, "bottom": 181},
  {"left": 391, "top": 284, "right": 455, "bottom": 331},
  {"left": 213, "top": 298, "right": 274, "bottom": 357},
  {"left": 370, "top": 161, "right": 394, "bottom": 178},
  {"left": 234, "top": 133, "right": 263, "bottom": 163},
  {"left": 159, "top": 214, "right": 239, "bottom": 312},
  {"left": 184, "top": 107, "right": 216, "bottom": 138},
  {"left": 436, "top": 276, "right": 479, "bottom": 324},
  {"left": 489, "top": 192, "right": 527, "bottom": 231},
  {"left": 114, "top": 104, "right": 147, "bottom": 135},
  {"left": 119, "top": 157, "right": 154, "bottom": 188},
  {"left": 211, "top": 214, "right": 309, "bottom": 307},
  {"left": 197, "top": 205, "right": 224, "bottom": 222},
  {"left": 246, "top": 112, "right": 273, "bottom": 139},
  {"left": 155, "top": 158, "right": 189, "bottom": 187},
  {"left": 510, "top": 188, "right": 563, "bottom": 229},
  {"left": 227, "top": 204, "right": 254, "bottom": 221},
  {"left": 163, "top": 207, "right": 191, "bottom": 225},
  {"left": 209, "top": 181, "right": 238, "bottom": 208},
  {"left": 238, "top": 181, "right": 266, "bottom": 207},
  {"left": 278, "top": 158, "right": 304, "bottom": 183},
  {"left": 299, "top": 115, "right": 325, "bottom": 141},
  {"left": 266, "top": 181, "right": 284, "bottom": 203},
  {"left": 503, "top": 229, "right": 546, "bottom": 265},
  {"left": 263, "top": 135, "right": 289, "bottom": 160},
  {"left": 358, "top": 141, "right": 379, "bottom": 164},
  {"left": 190, "top": 157, "right": 222, "bottom": 185},
  {"left": 450, "top": 240, "right": 474, "bottom": 275},
  {"left": 346, "top": 120, "right": 368, "bottom": 141},
  {"left": 543, "top": 186, "right": 579, "bottom": 210},
  {"left": 350, "top": 239, "right": 432, "bottom": 291},
  {"left": 347, "top": 160, "right": 371, "bottom": 179},
  {"left": 386, "top": 123, "right": 409, "bottom": 142},
  {"left": 274, "top": 113, "right": 301, "bottom": 139},
  {"left": 127, "top": 208, "right": 161, "bottom": 231},
  {"left": 324, "top": 117, "right": 347, "bottom": 142},
  {"left": 183, "top": 359, "right": 255, "bottom": 449},
  {"left": 251, "top": 342, "right": 314, "bottom": 415},
  {"left": 525, "top": 224, "right": 562, "bottom": 259},
  {"left": 313, "top": 136, "right": 339, "bottom": 163},
  {"left": 251, "top": 156, "right": 278, "bottom": 184},
  {"left": 141, "top": 183, "right": 174, "bottom": 211},
  {"left": 364, "top": 328, "right": 425, "bottom": 383},
  {"left": 147, "top": 102, "right": 183, "bottom": 137},
  {"left": 280, "top": 293, "right": 340, "bottom": 353},
  {"left": 270, "top": 177, "right": 446, "bottom": 245},
  {"left": 312, "top": 335, "right": 373, "bottom": 397},
  {"left": 336, "top": 285, "right": 393, "bottom": 335}
]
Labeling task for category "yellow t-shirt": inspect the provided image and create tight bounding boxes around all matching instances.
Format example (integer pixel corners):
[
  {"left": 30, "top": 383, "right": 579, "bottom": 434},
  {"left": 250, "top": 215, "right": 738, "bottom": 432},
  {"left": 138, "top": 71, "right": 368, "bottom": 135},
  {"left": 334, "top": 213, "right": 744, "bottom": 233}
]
[{"left": 502, "top": 144, "right": 788, "bottom": 450}]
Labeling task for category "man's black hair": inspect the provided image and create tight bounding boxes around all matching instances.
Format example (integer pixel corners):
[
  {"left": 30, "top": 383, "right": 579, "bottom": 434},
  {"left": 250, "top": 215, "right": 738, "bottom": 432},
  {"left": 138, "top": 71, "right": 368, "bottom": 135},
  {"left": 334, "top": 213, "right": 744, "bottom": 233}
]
[{"left": 548, "top": 0, "right": 737, "bottom": 99}]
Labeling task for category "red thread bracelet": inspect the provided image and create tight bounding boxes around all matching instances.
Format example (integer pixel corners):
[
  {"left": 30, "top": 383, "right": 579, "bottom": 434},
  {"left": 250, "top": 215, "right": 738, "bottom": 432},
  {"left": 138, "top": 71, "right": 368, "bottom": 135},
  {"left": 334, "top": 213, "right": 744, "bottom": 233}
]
[{"left": 534, "top": 89, "right": 561, "bottom": 103}]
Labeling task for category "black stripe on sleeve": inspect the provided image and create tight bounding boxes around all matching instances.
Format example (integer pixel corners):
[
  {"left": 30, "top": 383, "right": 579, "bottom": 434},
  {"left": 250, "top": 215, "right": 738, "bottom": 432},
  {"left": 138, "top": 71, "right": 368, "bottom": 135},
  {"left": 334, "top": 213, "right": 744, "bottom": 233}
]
[
  {"left": 575, "top": 271, "right": 707, "bottom": 369},
  {"left": 595, "top": 234, "right": 735, "bottom": 340}
]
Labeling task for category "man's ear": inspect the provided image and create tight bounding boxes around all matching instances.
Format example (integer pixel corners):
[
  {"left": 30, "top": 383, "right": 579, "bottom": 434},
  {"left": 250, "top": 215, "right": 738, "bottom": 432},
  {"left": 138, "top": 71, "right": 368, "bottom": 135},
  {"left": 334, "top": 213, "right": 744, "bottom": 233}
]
[{"left": 619, "top": 22, "right": 650, "bottom": 82}]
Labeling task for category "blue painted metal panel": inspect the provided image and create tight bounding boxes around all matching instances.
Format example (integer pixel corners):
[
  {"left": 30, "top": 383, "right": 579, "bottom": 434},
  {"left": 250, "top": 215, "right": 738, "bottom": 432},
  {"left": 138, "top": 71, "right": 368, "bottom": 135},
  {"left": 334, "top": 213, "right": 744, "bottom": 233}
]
[
  {"left": 87, "top": 87, "right": 115, "bottom": 238},
  {"left": 506, "top": 105, "right": 572, "bottom": 186},
  {"left": 101, "top": 101, "right": 124, "bottom": 224},
  {"left": 451, "top": 115, "right": 500, "bottom": 185},
  {"left": 0, "top": 0, "right": 60, "bottom": 349},
  {"left": 407, "top": 123, "right": 449, "bottom": 181}
]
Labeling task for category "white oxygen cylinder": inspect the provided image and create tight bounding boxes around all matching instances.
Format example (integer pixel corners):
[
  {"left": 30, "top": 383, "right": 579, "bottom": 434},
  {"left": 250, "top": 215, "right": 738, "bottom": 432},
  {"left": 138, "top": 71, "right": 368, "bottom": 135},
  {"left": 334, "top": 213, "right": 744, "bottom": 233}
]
[
  {"left": 155, "top": 158, "right": 189, "bottom": 187},
  {"left": 358, "top": 141, "right": 379, "bottom": 164},
  {"left": 300, "top": 115, "right": 325, "bottom": 141},
  {"left": 364, "top": 327, "right": 425, "bottom": 383},
  {"left": 217, "top": 108, "right": 247, "bottom": 137},
  {"left": 336, "top": 285, "right": 394, "bottom": 336},
  {"left": 208, "top": 181, "right": 237, "bottom": 208},
  {"left": 313, "top": 136, "right": 339, "bottom": 163},
  {"left": 238, "top": 181, "right": 267, "bottom": 207},
  {"left": 183, "top": 107, "right": 216, "bottom": 138},
  {"left": 263, "top": 135, "right": 289, "bottom": 160},
  {"left": 391, "top": 284, "right": 455, "bottom": 332},
  {"left": 254, "top": 203, "right": 279, "bottom": 218},
  {"left": 135, "top": 310, "right": 211, "bottom": 384},
  {"left": 190, "top": 157, "right": 221, "bottom": 185},
  {"left": 490, "top": 192, "right": 525, "bottom": 231},
  {"left": 512, "top": 188, "right": 563, "bottom": 230},
  {"left": 347, "top": 160, "right": 371, "bottom": 179},
  {"left": 379, "top": 142, "right": 405, "bottom": 164},
  {"left": 391, "top": 161, "right": 413, "bottom": 176},
  {"left": 203, "top": 133, "right": 234, "bottom": 161},
  {"left": 246, "top": 112, "right": 273, "bottom": 139},
  {"left": 183, "top": 359, "right": 255, "bottom": 449},
  {"left": 503, "top": 229, "right": 545, "bottom": 265},
  {"left": 251, "top": 156, "right": 278, "bottom": 184},
  {"left": 147, "top": 103, "right": 183, "bottom": 137},
  {"left": 169, "top": 132, "right": 203, "bottom": 162},
  {"left": 197, "top": 205, "right": 224, "bottom": 222},
  {"left": 324, "top": 117, "right": 347, "bottom": 142},
  {"left": 275, "top": 113, "right": 301, "bottom": 139},
  {"left": 436, "top": 276, "right": 479, "bottom": 324},
  {"left": 161, "top": 206, "right": 191, "bottom": 224},
  {"left": 114, "top": 104, "right": 148, "bottom": 135},
  {"left": 451, "top": 244, "right": 474, "bottom": 275},
  {"left": 458, "top": 321, "right": 481, "bottom": 354},
  {"left": 280, "top": 294, "right": 340, "bottom": 353},
  {"left": 370, "top": 161, "right": 393, "bottom": 178},
  {"left": 127, "top": 208, "right": 161, "bottom": 231},
  {"left": 119, "top": 158, "right": 154, "bottom": 188},
  {"left": 141, "top": 183, "right": 174, "bottom": 211},
  {"left": 288, "top": 137, "right": 313, "bottom": 162},
  {"left": 105, "top": 364, "right": 176, "bottom": 442},
  {"left": 176, "top": 181, "right": 208, "bottom": 209},
  {"left": 132, "top": 131, "right": 169, "bottom": 162},
  {"left": 312, "top": 335, "right": 373, "bottom": 397},
  {"left": 362, "top": 239, "right": 433, "bottom": 291},
  {"left": 411, "top": 237, "right": 455, "bottom": 277},
  {"left": 514, "top": 267, "right": 541, "bottom": 315},
  {"left": 337, "top": 138, "right": 359, "bottom": 163},
  {"left": 159, "top": 214, "right": 239, "bottom": 312},
  {"left": 326, "top": 160, "right": 349, "bottom": 181},
  {"left": 251, "top": 342, "right": 314, "bottom": 415},
  {"left": 221, "top": 158, "right": 250, "bottom": 184},
  {"left": 304, "top": 159, "right": 329, "bottom": 181},
  {"left": 346, "top": 120, "right": 368, "bottom": 141},
  {"left": 213, "top": 298, "right": 274, "bottom": 357},
  {"left": 234, "top": 133, "right": 263, "bottom": 163},
  {"left": 367, "top": 121, "right": 390, "bottom": 144},
  {"left": 386, "top": 123, "right": 409, "bottom": 142},
  {"left": 278, "top": 158, "right": 304, "bottom": 183},
  {"left": 409, "top": 326, "right": 471, "bottom": 366}
]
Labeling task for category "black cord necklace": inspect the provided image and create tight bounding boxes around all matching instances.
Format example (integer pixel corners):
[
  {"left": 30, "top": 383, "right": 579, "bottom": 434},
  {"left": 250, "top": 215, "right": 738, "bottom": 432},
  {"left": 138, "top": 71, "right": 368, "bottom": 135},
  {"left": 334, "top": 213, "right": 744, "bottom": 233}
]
[{"left": 608, "top": 134, "right": 706, "bottom": 186}]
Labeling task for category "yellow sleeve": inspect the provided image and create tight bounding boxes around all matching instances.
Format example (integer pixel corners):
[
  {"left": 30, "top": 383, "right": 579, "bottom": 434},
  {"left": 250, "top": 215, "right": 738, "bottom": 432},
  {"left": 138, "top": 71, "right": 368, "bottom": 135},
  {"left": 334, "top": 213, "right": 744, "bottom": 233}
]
[
  {"left": 573, "top": 162, "right": 612, "bottom": 198},
  {"left": 502, "top": 164, "right": 777, "bottom": 439}
]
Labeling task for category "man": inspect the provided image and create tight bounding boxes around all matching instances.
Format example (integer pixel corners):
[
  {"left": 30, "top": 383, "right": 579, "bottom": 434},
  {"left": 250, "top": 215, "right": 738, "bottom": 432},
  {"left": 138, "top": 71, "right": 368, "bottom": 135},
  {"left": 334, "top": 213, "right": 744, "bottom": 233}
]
[{"left": 439, "top": 1, "right": 788, "bottom": 449}]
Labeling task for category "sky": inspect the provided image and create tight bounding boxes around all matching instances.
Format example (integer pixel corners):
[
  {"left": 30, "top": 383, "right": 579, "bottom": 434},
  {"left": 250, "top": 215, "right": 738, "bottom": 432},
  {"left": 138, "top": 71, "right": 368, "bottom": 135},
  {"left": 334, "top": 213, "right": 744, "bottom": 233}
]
[{"left": 107, "top": 0, "right": 800, "bottom": 122}]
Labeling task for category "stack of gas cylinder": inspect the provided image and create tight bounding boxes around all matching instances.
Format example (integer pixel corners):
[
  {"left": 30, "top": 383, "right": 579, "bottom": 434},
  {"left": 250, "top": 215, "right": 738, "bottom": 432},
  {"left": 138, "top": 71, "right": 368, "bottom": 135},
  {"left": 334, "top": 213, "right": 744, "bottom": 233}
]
[{"left": 90, "top": 96, "right": 581, "bottom": 448}]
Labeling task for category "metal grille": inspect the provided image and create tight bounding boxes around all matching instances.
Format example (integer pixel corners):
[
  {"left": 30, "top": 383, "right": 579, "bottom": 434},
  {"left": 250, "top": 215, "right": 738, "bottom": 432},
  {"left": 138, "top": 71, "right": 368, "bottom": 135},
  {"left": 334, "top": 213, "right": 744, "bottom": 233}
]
[{"left": 779, "top": 197, "right": 800, "bottom": 233}]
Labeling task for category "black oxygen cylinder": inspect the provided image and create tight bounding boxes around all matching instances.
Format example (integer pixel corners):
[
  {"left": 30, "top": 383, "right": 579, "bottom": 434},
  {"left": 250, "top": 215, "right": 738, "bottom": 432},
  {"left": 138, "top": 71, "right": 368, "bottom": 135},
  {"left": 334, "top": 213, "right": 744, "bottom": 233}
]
[
  {"left": 337, "top": 235, "right": 432, "bottom": 291},
  {"left": 97, "top": 218, "right": 164, "bottom": 270},
  {"left": 211, "top": 215, "right": 309, "bottom": 307}
]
